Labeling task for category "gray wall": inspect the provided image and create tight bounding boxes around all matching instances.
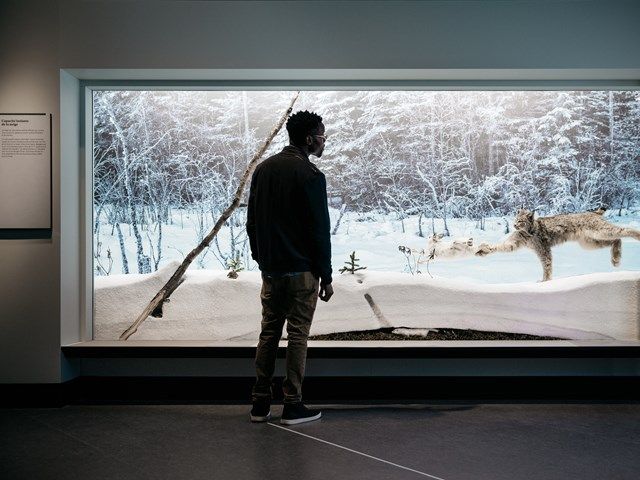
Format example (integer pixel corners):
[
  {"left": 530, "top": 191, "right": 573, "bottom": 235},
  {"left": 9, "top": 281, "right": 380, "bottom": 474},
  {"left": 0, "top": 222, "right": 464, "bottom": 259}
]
[
  {"left": 1, "top": 0, "right": 639, "bottom": 383},
  {"left": 0, "top": 0, "right": 61, "bottom": 383},
  {"left": 59, "top": 0, "right": 640, "bottom": 69}
]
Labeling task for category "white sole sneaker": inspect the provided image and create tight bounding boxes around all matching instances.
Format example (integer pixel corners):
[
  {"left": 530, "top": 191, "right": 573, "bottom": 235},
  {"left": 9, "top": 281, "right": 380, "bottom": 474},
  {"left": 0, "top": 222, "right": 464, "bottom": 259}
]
[
  {"left": 250, "top": 412, "right": 271, "bottom": 422},
  {"left": 280, "top": 411, "right": 321, "bottom": 425}
]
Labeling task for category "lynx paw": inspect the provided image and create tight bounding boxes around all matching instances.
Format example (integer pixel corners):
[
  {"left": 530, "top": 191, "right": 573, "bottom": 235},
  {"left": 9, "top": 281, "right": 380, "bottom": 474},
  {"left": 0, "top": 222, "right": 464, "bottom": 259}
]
[
  {"left": 612, "top": 257, "right": 621, "bottom": 267},
  {"left": 475, "top": 243, "right": 493, "bottom": 256}
]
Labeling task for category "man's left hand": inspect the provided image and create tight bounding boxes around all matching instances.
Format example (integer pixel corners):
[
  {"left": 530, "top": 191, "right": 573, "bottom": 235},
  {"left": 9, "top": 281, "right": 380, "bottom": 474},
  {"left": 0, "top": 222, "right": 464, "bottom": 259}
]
[{"left": 319, "top": 283, "right": 333, "bottom": 302}]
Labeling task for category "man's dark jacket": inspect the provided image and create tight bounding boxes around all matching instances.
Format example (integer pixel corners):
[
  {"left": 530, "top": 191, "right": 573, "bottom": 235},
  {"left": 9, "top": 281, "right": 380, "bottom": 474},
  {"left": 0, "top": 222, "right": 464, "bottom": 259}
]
[{"left": 247, "top": 145, "right": 332, "bottom": 284}]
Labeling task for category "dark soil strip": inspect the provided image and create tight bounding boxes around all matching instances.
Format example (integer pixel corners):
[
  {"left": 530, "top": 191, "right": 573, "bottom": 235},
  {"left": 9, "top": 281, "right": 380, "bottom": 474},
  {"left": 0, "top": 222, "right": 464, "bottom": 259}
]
[{"left": 310, "top": 327, "right": 564, "bottom": 341}]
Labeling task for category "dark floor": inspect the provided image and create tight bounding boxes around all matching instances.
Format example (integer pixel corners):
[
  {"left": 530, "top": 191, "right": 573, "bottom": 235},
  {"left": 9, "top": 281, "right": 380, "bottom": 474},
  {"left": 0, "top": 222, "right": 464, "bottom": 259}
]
[{"left": 2, "top": 402, "right": 639, "bottom": 480}]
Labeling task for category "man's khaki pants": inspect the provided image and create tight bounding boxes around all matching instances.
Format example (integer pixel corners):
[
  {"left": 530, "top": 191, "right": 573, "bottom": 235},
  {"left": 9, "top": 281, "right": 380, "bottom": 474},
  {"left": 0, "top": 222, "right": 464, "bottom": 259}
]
[{"left": 252, "top": 271, "right": 319, "bottom": 404}]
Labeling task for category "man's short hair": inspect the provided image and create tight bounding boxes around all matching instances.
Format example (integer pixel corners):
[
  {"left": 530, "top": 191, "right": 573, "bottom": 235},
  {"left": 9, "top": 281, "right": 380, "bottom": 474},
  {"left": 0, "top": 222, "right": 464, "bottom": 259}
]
[{"left": 286, "top": 110, "right": 323, "bottom": 146}]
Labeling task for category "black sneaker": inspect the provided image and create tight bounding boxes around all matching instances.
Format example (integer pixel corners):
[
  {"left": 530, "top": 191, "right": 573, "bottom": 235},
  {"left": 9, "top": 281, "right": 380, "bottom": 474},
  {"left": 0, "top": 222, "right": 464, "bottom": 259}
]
[
  {"left": 250, "top": 398, "right": 271, "bottom": 422},
  {"left": 280, "top": 402, "right": 321, "bottom": 425}
]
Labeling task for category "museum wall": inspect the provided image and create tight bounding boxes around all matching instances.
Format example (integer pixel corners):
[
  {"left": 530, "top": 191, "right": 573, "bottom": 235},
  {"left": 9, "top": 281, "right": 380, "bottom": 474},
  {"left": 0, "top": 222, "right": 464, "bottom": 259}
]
[
  {"left": 58, "top": 0, "right": 639, "bottom": 69},
  {"left": 1, "top": 0, "right": 639, "bottom": 383},
  {"left": 0, "top": 0, "right": 61, "bottom": 383}
]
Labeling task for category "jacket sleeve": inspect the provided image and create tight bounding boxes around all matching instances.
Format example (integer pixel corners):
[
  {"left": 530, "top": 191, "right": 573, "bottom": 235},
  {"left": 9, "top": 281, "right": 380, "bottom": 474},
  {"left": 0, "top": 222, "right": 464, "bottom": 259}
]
[
  {"left": 302, "top": 173, "right": 333, "bottom": 284},
  {"left": 246, "top": 169, "right": 258, "bottom": 261}
]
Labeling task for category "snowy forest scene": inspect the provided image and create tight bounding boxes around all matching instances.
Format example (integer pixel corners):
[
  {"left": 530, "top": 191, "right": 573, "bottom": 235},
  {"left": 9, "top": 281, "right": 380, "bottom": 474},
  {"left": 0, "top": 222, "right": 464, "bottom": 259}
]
[{"left": 92, "top": 90, "right": 640, "bottom": 342}]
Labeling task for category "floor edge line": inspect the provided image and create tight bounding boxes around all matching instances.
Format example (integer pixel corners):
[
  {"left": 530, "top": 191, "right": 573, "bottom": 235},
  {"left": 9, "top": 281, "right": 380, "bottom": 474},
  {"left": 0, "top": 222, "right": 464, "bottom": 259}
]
[{"left": 268, "top": 422, "right": 446, "bottom": 479}]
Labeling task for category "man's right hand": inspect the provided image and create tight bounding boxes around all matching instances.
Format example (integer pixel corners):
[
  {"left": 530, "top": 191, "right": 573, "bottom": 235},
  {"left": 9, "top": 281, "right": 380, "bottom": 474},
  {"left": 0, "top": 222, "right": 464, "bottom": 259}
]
[{"left": 319, "top": 282, "right": 333, "bottom": 302}]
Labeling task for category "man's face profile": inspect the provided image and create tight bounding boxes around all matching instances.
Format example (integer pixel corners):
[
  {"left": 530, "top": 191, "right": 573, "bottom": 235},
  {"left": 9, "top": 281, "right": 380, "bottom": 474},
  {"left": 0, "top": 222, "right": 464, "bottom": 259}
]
[{"left": 307, "top": 122, "right": 326, "bottom": 158}]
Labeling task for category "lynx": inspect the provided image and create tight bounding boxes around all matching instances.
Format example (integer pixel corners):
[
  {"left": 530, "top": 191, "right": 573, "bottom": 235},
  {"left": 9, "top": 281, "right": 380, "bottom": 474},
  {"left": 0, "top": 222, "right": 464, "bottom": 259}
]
[{"left": 476, "top": 209, "right": 640, "bottom": 281}]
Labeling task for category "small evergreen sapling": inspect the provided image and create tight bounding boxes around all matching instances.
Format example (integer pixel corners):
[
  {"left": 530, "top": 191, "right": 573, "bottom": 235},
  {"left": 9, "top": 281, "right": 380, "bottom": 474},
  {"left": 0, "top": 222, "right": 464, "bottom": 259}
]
[
  {"left": 227, "top": 258, "right": 244, "bottom": 279},
  {"left": 339, "top": 251, "right": 367, "bottom": 274}
]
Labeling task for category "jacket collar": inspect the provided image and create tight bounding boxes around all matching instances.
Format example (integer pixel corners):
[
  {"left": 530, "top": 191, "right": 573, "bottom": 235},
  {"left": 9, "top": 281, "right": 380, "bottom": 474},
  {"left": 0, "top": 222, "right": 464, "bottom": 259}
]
[{"left": 283, "top": 145, "right": 309, "bottom": 161}]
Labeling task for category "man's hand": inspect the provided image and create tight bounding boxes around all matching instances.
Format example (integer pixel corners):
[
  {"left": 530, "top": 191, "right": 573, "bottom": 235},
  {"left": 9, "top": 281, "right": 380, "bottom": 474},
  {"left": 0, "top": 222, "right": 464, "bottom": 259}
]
[{"left": 319, "top": 282, "right": 333, "bottom": 302}]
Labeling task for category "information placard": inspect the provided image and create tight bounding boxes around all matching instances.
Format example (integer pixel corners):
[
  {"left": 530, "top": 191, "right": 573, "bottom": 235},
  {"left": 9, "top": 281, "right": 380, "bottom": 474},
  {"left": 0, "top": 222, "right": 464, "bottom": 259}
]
[{"left": 0, "top": 113, "right": 52, "bottom": 231}]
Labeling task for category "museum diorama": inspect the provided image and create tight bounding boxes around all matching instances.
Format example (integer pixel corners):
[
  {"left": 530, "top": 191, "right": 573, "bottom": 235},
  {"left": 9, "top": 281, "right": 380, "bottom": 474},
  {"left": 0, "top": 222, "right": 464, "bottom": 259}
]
[{"left": 91, "top": 90, "right": 640, "bottom": 342}]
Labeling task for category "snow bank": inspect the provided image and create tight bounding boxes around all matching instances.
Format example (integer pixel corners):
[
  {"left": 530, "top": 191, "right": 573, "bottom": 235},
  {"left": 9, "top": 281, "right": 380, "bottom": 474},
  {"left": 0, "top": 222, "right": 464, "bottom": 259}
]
[{"left": 94, "top": 268, "right": 640, "bottom": 341}]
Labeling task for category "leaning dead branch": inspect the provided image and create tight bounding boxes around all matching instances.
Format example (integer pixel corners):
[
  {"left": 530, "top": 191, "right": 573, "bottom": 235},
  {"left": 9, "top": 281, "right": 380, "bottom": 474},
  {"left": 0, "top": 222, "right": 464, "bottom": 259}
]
[{"left": 120, "top": 92, "right": 300, "bottom": 340}]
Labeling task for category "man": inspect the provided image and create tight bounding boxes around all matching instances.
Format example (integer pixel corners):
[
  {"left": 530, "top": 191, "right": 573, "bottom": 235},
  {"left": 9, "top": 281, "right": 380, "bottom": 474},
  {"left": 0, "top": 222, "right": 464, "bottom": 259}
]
[{"left": 246, "top": 110, "right": 334, "bottom": 425}]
